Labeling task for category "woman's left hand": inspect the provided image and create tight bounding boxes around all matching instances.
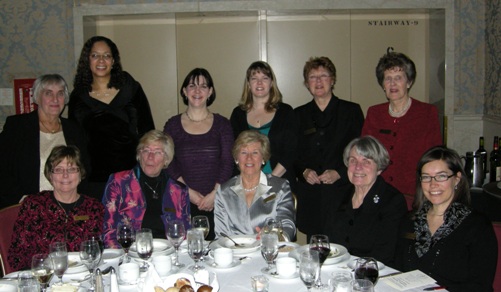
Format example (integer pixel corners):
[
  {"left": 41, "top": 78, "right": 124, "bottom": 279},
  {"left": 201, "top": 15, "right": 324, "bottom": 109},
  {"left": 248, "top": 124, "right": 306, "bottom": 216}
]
[
  {"left": 198, "top": 191, "right": 215, "bottom": 211},
  {"left": 318, "top": 169, "right": 340, "bottom": 184}
]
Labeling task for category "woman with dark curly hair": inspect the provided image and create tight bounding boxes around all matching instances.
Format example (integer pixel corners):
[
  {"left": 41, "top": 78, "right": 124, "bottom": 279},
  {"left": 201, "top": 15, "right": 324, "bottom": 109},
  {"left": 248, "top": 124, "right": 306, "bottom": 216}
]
[
  {"left": 69, "top": 36, "right": 155, "bottom": 200},
  {"left": 163, "top": 68, "right": 234, "bottom": 240}
]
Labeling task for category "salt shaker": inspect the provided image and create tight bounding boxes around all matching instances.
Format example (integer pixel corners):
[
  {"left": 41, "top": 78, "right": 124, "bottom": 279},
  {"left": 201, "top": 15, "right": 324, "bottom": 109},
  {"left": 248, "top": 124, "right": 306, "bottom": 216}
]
[{"left": 95, "top": 268, "right": 104, "bottom": 292}]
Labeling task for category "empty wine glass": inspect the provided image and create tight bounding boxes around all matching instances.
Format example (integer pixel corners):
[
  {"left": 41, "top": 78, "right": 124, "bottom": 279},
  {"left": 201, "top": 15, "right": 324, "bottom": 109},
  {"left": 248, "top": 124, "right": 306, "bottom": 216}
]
[
  {"left": 310, "top": 234, "right": 330, "bottom": 288},
  {"left": 354, "top": 257, "right": 379, "bottom": 285},
  {"left": 187, "top": 228, "right": 204, "bottom": 271},
  {"left": 260, "top": 232, "right": 279, "bottom": 274},
  {"left": 166, "top": 219, "right": 186, "bottom": 269},
  {"left": 31, "top": 253, "right": 54, "bottom": 292},
  {"left": 117, "top": 222, "right": 136, "bottom": 264},
  {"left": 86, "top": 233, "right": 104, "bottom": 257},
  {"left": 49, "top": 242, "right": 68, "bottom": 283},
  {"left": 80, "top": 240, "right": 102, "bottom": 291},
  {"left": 135, "top": 228, "right": 153, "bottom": 272},
  {"left": 299, "top": 250, "right": 320, "bottom": 291}
]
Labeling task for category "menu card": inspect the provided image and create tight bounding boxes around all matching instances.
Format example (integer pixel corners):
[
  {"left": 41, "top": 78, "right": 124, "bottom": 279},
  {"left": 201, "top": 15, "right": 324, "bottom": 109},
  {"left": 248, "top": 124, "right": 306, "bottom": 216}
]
[{"left": 380, "top": 270, "right": 437, "bottom": 291}]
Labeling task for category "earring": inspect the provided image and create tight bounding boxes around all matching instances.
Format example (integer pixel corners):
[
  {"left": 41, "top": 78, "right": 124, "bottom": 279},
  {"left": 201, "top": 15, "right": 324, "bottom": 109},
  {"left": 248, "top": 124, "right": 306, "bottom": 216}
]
[
  {"left": 262, "top": 161, "right": 265, "bottom": 165},
  {"left": 235, "top": 161, "right": 239, "bottom": 165},
  {"left": 454, "top": 184, "right": 458, "bottom": 190}
]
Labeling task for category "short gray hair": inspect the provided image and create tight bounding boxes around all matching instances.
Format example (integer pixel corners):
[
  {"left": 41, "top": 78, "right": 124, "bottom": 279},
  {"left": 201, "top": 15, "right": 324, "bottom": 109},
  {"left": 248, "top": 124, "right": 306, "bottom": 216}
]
[
  {"left": 32, "top": 74, "right": 69, "bottom": 104},
  {"left": 136, "top": 130, "right": 175, "bottom": 166},
  {"left": 343, "top": 136, "right": 389, "bottom": 171}
]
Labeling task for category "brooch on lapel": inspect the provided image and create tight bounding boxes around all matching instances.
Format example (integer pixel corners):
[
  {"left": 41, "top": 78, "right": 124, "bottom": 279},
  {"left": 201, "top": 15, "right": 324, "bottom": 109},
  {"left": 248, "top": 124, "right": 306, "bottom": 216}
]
[
  {"left": 263, "top": 193, "right": 277, "bottom": 203},
  {"left": 373, "top": 195, "right": 380, "bottom": 204}
]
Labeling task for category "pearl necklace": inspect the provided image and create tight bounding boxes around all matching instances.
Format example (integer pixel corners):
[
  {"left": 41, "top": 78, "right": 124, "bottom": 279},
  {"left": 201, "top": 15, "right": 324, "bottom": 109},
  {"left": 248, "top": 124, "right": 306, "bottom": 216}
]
[
  {"left": 388, "top": 98, "right": 412, "bottom": 117},
  {"left": 186, "top": 110, "right": 211, "bottom": 122},
  {"left": 243, "top": 184, "right": 259, "bottom": 192}
]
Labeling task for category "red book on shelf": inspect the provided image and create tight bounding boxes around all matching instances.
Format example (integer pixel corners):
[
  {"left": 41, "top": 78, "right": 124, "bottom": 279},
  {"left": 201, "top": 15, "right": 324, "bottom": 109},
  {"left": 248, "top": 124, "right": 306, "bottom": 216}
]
[{"left": 14, "top": 78, "right": 37, "bottom": 114}]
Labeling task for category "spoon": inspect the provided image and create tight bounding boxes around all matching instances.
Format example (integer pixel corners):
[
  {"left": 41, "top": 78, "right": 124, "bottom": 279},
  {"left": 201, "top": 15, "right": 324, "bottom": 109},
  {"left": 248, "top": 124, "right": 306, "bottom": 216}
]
[{"left": 219, "top": 232, "right": 244, "bottom": 247}]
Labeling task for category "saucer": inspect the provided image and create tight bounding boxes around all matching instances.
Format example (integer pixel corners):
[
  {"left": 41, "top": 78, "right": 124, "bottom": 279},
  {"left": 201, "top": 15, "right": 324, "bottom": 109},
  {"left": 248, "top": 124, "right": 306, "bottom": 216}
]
[
  {"left": 272, "top": 271, "right": 299, "bottom": 280},
  {"left": 208, "top": 259, "right": 241, "bottom": 269}
]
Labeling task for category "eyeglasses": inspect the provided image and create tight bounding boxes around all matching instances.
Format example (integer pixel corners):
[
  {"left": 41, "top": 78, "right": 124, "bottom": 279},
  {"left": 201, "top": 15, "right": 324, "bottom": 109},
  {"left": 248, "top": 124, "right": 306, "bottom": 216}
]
[
  {"left": 139, "top": 149, "right": 165, "bottom": 158},
  {"left": 308, "top": 74, "right": 331, "bottom": 82},
  {"left": 90, "top": 53, "right": 113, "bottom": 61},
  {"left": 383, "top": 75, "right": 406, "bottom": 84},
  {"left": 51, "top": 167, "right": 80, "bottom": 174},
  {"left": 420, "top": 174, "right": 455, "bottom": 183},
  {"left": 186, "top": 83, "right": 209, "bottom": 91}
]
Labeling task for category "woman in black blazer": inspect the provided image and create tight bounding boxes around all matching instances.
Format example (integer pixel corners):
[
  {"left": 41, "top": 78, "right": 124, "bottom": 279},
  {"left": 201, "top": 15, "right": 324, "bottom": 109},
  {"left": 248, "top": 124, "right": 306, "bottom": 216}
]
[{"left": 0, "top": 74, "right": 88, "bottom": 208}]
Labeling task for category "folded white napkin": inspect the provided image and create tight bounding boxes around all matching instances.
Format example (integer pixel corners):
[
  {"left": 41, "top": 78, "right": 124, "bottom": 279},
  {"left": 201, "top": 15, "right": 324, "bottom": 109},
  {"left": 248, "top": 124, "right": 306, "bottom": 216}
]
[{"left": 141, "top": 265, "right": 163, "bottom": 292}]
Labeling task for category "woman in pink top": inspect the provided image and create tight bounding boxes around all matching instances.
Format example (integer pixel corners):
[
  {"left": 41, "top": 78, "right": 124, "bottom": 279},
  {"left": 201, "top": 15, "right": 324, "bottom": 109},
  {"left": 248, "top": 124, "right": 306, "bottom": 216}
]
[{"left": 362, "top": 50, "right": 442, "bottom": 210}]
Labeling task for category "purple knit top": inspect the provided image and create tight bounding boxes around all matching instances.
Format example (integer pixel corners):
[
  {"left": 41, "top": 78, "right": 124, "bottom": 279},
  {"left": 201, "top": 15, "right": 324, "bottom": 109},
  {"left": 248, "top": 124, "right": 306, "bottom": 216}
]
[{"left": 163, "top": 113, "right": 234, "bottom": 195}]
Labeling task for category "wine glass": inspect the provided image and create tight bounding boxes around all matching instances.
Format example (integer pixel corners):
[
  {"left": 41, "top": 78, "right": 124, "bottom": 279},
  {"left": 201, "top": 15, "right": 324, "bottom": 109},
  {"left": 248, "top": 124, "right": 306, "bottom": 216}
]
[
  {"left": 86, "top": 234, "right": 104, "bottom": 257},
  {"left": 309, "top": 234, "right": 330, "bottom": 288},
  {"left": 351, "top": 279, "right": 375, "bottom": 292},
  {"left": 49, "top": 242, "right": 68, "bottom": 283},
  {"left": 80, "top": 240, "right": 102, "bottom": 291},
  {"left": 166, "top": 219, "right": 186, "bottom": 269},
  {"left": 260, "top": 232, "right": 279, "bottom": 274},
  {"left": 187, "top": 228, "right": 205, "bottom": 271},
  {"left": 354, "top": 257, "right": 379, "bottom": 285},
  {"left": 192, "top": 215, "right": 210, "bottom": 239},
  {"left": 299, "top": 250, "right": 320, "bottom": 291},
  {"left": 135, "top": 228, "right": 153, "bottom": 272},
  {"left": 31, "top": 253, "right": 54, "bottom": 292},
  {"left": 117, "top": 222, "right": 136, "bottom": 264}
]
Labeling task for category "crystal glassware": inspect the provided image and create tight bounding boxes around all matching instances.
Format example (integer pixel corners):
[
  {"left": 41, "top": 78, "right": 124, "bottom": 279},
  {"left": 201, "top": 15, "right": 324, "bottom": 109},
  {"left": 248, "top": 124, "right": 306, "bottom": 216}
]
[
  {"left": 309, "top": 234, "right": 330, "bottom": 288},
  {"left": 354, "top": 257, "right": 379, "bottom": 285},
  {"left": 79, "top": 240, "right": 102, "bottom": 291},
  {"left": 49, "top": 242, "right": 68, "bottom": 283},
  {"left": 31, "top": 253, "right": 54, "bottom": 292},
  {"left": 166, "top": 219, "right": 186, "bottom": 269},
  {"left": 117, "top": 222, "right": 136, "bottom": 264},
  {"left": 299, "top": 250, "right": 320, "bottom": 291},
  {"left": 135, "top": 228, "right": 153, "bottom": 272},
  {"left": 260, "top": 232, "right": 279, "bottom": 274},
  {"left": 187, "top": 228, "right": 205, "bottom": 271}
]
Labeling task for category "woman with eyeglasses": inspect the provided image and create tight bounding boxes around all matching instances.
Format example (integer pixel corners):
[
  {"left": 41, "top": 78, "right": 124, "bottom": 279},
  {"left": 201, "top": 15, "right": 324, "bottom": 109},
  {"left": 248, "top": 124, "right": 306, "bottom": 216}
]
[
  {"left": 395, "top": 146, "right": 497, "bottom": 292},
  {"left": 294, "top": 56, "right": 364, "bottom": 240},
  {"left": 102, "top": 130, "right": 190, "bottom": 247},
  {"left": 163, "top": 68, "right": 234, "bottom": 240},
  {"left": 8, "top": 145, "right": 103, "bottom": 271},
  {"left": 362, "top": 50, "right": 442, "bottom": 210},
  {"left": 69, "top": 36, "right": 155, "bottom": 200}
]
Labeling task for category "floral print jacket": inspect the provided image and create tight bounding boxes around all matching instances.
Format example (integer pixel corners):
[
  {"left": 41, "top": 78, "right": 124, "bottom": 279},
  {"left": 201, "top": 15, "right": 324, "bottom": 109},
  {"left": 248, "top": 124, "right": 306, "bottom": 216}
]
[
  {"left": 8, "top": 191, "right": 104, "bottom": 271},
  {"left": 102, "top": 166, "right": 190, "bottom": 248}
]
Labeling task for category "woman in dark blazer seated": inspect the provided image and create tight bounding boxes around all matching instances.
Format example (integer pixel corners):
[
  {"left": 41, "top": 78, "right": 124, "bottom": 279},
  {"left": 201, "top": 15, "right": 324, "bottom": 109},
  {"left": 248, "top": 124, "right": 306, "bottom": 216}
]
[
  {"left": 323, "top": 136, "right": 407, "bottom": 265},
  {"left": 0, "top": 74, "right": 88, "bottom": 209}
]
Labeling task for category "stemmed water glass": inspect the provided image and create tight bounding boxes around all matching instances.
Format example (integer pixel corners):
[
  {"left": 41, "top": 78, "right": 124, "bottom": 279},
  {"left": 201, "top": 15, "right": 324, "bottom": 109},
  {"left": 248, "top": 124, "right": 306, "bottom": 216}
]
[
  {"left": 117, "top": 222, "right": 136, "bottom": 264},
  {"left": 80, "top": 240, "right": 102, "bottom": 291},
  {"left": 31, "top": 253, "right": 54, "bottom": 292},
  {"left": 136, "top": 228, "right": 154, "bottom": 272},
  {"left": 49, "top": 242, "right": 68, "bottom": 283},
  {"left": 166, "top": 219, "right": 186, "bottom": 269},
  {"left": 309, "top": 234, "right": 330, "bottom": 288},
  {"left": 187, "top": 228, "right": 205, "bottom": 271},
  {"left": 299, "top": 250, "right": 320, "bottom": 291},
  {"left": 260, "top": 232, "right": 279, "bottom": 274}
]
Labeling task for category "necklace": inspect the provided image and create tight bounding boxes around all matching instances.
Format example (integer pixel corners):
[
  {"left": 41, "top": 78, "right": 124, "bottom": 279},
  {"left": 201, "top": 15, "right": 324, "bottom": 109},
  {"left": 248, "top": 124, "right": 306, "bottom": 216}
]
[
  {"left": 388, "top": 98, "right": 412, "bottom": 117},
  {"left": 243, "top": 184, "right": 259, "bottom": 192},
  {"left": 90, "top": 88, "right": 111, "bottom": 97},
  {"left": 144, "top": 181, "right": 160, "bottom": 199},
  {"left": 55, "top": 197, "right": 79, "bottom": 222},
  {"left": 40, "top": 119, "right": 60, "bottom": 134},
  {"left": 186, "top": 110, "right": 211, "bottom": 122}
]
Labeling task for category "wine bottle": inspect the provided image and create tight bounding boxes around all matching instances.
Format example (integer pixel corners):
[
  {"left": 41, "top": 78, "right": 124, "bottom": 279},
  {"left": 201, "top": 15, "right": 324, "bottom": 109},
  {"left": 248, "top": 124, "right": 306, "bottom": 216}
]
[
  {"left": 490, "top": 136, "right": 500, "bottom": 182},
  {"left": 475, "top": 136, "right": 488, "bottom": 177}
]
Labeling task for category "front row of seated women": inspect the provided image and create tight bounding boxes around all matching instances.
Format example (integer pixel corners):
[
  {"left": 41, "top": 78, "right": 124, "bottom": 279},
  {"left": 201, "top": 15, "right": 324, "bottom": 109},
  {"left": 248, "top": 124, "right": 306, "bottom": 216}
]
[{"left": 7, "top": 132, "right": 497, "bottom": 291}]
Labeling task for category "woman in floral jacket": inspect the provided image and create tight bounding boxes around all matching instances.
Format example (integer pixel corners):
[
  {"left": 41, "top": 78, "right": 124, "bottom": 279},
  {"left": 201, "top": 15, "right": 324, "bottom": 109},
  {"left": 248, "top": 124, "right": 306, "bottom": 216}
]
[{"left": 102, "top": 130, "right": 190, "bottom": 247}]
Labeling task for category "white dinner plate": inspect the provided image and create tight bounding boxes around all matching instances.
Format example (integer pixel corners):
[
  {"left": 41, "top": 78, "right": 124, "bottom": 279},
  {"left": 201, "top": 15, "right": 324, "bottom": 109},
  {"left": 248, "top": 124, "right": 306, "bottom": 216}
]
[
  {"left": 2, "top": 271, "right": 20, "bottom": 279},
  {"left": 145, "top": 272, "right": 219, "bottom": 291},
  {"left": 347, "top": 258, "right": 386, "bottom": 270},
  {"left": 67, "top": 252, "right": 88, "bottom": 274},
  {"left": 101, "top": 248, "right": 124, "bottom": 265},
  {"left": 0, "top": 281, "right": 17, "bottom": 292},
  {"left": 289, "top": 243, "right": 350, "bottom": 265},
  {"left": 278, "top": 242, "right": 299, "bottom": 254},
  {"left": 216, "top": 235, "right": 261, "bottom": 254},
  {"left": 129, "top": 239, "right": 174, "bottom": 258}
]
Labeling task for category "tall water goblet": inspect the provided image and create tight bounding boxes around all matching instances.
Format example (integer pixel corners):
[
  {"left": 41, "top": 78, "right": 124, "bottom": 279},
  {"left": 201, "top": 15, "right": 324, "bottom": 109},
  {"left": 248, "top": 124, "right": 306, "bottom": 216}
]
[
  {"left": 31, "top": 253, "right": 54, "bottom": 292},
  {"left": 260, "top": 232, "right": 279, "bottom": 274},
  {"left": 80, "top": 240, "right": 102, "bottom": 291},
  {"left": 192, "top": 215, "right": 210, "bottom": 239},
  {"left": 117, "top": 222, "right": 135, "bottom": 264},
  {"left": 354, "top": 257, "right": 379, "bottom": 285},
  {"left": 49, "top": 242, "right": 68, "bottom": 283},
  {"left": 166, "top": 219, "right": 186, "bottom": 269},
  {"left": 136, "top": 228, "right": 153, "bottom": 272},
  {"left": 310, "top": 234, "right": 330, "bottom": 288},
  {"left": 262, "top": 217, "right": 286, "bottom": 241},
  {"left": 299, "top": 250, "right": 320, "bottom": 291},
  {"left": 187, "top": 229, "right": 205, "bottom": 271}
]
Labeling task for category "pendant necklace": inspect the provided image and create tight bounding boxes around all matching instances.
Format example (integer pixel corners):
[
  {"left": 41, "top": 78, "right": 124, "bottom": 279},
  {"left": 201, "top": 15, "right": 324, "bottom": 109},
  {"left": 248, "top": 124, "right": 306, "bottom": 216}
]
[
  {"left": 55, "top": 198, "right": 78, "bottom": 223},
  {"left": 144, "top": 181, "right": 160, "bottom": 199},
  {"left": 40, "top": 119, "right": 60, "bottom": 134}
]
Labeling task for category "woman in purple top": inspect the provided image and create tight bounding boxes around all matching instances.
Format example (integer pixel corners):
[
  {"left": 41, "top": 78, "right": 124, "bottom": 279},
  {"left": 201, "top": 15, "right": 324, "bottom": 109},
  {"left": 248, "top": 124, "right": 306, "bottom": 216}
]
[
  {"left": 164, "top": 68, "right": 234, "bottom": 240},
  {"left": 102, "top": 130, "right": 190, "bottom": 247}
]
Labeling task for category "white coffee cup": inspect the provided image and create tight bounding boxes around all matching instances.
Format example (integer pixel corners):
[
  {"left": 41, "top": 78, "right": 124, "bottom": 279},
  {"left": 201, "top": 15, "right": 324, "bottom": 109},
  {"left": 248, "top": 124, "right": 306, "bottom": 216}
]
[
  {"left": 214, "top": 247, "right": 233, "bottom": 267},
  {"left": 152, "top": 255, "right": 172, "bottom": 277},
  {"left": 276, "top": 257, "right": 297, "bottom": 278},
  {"left": 119, "top": 262, "right": 140, "bottom": 284}
]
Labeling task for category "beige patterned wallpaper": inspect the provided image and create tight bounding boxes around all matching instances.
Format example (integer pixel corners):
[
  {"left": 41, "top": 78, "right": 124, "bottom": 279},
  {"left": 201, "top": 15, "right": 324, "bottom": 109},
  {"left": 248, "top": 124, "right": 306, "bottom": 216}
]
[{"left": 0, "top": 0, "right": 499, "bottom": 121}]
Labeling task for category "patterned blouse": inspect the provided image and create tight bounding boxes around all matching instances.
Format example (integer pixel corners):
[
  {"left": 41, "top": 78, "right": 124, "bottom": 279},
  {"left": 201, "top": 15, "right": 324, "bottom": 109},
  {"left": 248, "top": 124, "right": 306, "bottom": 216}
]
[
  {"left": 102, "top": 166, "right": 191, "bottom": 248},
  {"left": 8, "top": 191, "right": 104, "bottom": 271}
]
